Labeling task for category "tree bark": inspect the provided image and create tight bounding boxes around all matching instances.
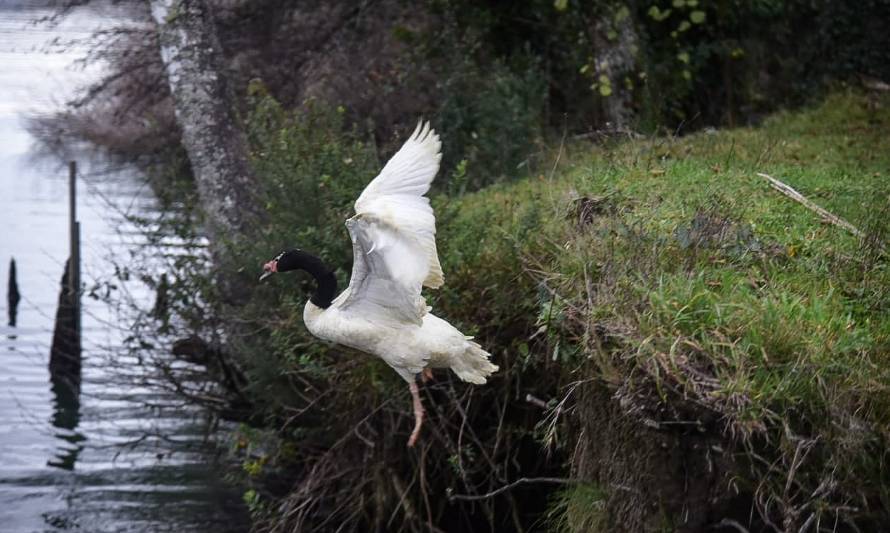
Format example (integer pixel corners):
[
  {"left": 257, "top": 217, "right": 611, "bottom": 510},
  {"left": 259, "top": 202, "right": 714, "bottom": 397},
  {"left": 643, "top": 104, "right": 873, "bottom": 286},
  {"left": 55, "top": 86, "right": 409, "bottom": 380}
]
[
  {"left": 148, "top": 0, "right": 264, "bottom": 246},
  {"left": 590, "top": 5, "right": 640, "bottom": 130}
]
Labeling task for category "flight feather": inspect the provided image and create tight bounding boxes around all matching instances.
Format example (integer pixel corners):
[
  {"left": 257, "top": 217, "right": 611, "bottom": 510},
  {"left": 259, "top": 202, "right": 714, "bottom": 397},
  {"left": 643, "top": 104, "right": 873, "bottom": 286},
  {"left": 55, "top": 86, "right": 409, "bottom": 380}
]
[{"left": 336, "top": 121, "right": 445, "bottom": 325}]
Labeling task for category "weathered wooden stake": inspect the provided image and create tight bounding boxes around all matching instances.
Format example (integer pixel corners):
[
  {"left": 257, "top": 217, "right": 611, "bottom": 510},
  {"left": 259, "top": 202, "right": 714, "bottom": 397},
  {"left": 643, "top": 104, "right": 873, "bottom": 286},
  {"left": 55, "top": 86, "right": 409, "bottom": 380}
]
[
  {"left": 49, "top": 260, "right": 81, "bottom": 393},
  {"left": 68, "top": 161, "right": 81, "bottom": 340},
  {"left": 48, "top": 163, "right": 84, "bottom": 449},
  {"left": 7, "top": 257, "right": 19, "bottom": 327}
]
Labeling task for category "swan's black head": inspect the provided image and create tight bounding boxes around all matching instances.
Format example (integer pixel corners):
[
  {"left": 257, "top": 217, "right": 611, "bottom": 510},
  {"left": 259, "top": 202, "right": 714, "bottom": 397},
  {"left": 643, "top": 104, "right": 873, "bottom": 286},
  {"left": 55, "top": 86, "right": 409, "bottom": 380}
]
[
  {"left": 260, "top": 249, "right": 308, "bottom": 279},
  {"left": 259, "top": 249, "right": 338, "bottom": 308},
  {"left": 260, "top": 250, "right": 284, "bottom": 280}
]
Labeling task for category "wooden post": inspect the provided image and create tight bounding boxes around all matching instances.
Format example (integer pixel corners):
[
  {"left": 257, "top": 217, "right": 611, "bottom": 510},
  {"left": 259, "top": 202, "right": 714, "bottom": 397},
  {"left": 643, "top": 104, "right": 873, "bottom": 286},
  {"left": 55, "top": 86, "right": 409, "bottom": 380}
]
[
  {"left": 7, "top": 257, "right": 19, "bottom": 327},
  {"left": 73, "top": 221, "right": 81, "bottom": 340},
  {"left": 68, "top": 161, "right": 80, "bottom": 341},
  {"left": 49, "top": 163, "right": 83, "bottom": 400}
]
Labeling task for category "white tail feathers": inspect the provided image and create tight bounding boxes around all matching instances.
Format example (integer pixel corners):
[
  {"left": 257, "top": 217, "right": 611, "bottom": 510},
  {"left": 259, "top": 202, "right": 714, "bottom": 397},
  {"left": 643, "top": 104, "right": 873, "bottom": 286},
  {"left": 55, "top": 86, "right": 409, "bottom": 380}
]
[{"left": 451, "top": 342, "right": 498, "bottom": 384}]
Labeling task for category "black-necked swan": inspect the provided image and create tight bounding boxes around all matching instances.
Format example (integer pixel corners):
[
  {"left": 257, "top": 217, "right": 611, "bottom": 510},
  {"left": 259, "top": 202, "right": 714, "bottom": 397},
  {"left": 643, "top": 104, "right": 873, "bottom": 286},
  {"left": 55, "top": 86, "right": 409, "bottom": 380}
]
[{"left": 260, "top": 121, "right": 498, "bottom": 447}]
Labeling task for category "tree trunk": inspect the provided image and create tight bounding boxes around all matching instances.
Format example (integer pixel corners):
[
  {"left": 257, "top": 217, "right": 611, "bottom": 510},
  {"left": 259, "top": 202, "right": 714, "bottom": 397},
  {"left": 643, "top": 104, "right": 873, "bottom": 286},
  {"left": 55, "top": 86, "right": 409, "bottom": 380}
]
[
  {"left": 590, "top": 5, "right": 640, "bottom": 130},
  {"left": 148, "top": 0, "right": 264, "bottom": 246}
]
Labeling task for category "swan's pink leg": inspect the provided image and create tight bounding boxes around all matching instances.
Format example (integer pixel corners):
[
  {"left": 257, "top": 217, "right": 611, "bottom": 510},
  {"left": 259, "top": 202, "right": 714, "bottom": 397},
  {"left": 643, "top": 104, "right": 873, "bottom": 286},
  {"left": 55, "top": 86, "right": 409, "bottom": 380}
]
[
  {"left": 421, "top": 368, "right": 433, "bottom": 382},
  {"left": 407, "top": 380, "right": 424, "bottom": 448}
]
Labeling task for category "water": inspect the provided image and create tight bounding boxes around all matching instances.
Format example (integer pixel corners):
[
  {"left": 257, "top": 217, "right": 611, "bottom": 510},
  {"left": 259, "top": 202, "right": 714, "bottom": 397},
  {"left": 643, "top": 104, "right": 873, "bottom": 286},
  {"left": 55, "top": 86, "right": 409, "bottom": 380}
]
[{"left": 0, "top": 4, "right": 248, "bottom": 532}]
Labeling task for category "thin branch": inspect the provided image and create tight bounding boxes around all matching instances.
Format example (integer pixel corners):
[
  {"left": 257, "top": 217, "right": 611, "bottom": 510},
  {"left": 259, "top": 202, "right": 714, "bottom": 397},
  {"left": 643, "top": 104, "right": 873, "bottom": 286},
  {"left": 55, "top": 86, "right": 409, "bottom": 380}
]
[
  {"left": 525, "top": 393, "right": 548, "bottom": 409},
  {"left": 757, "top": 173, "right": 865, "bottom": 238},
  {"left": 448, "top": 477, "right": 576, "bottom": 502},
  {"left": 711, "top": 518, "right": 751, "bottom": 533}
]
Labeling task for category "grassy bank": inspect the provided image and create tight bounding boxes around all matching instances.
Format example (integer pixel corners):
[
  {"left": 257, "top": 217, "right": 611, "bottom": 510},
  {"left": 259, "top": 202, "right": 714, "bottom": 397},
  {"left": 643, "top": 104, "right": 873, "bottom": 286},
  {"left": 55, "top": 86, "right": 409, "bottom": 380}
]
[
  {"left": 471, "top": 90, "right": 890, "bottom": 530},
  {"left": 154, "top": 90, "right": 889, "bottom": 531},
  {"left": 434, "top": 89, "right": 890, "bottom": 530}
]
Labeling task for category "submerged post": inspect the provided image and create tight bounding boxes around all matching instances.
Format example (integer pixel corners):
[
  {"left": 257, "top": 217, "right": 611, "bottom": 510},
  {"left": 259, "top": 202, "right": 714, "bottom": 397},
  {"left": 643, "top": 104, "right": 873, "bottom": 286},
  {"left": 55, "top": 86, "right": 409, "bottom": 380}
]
[
  {"left": 7, "top": 257, "right": 19, "bottom": 327},
  {"left": 50, "top": 261, "right": 81, "bottom": 393},
  {"left": 50, "top": 160, "right": 83, "bottom": 399},
  {"left": 48, "top": 260, "right": 82, "bottom": 470},
  {"left": 68, "top": 161, "right": 80, "bottom": 340}
]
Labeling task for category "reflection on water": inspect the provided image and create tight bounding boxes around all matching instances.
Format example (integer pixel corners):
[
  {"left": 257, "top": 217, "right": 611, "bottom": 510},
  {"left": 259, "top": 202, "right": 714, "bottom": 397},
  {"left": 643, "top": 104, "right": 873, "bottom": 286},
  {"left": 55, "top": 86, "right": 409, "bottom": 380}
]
[
  {"left": 47, "top": 260, "right": 84, "bottom": 473},
  {"left": 0, "top": 3, "right": 248, "bottom": 532},
  {"left": 48, "top": 372, "right": 84, "bottom": 471}
]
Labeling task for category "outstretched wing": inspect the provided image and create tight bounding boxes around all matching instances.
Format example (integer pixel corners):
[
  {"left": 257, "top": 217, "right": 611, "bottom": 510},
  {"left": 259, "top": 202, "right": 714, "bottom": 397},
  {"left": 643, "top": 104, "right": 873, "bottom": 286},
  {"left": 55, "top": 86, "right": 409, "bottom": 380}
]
[
  {"left": 335, "top": 121, "right": 444, "bottom": 325},
  {"left": 355, "top": 120, "right": 444, "bottom": 289},
  {"left": 335, "top": 215, "right": 429, "bottom": 326}
]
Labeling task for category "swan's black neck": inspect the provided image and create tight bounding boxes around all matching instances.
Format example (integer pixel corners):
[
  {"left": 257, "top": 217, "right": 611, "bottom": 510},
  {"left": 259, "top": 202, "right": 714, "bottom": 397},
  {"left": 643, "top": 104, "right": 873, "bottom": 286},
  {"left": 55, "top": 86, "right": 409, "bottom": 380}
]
[{"left": 276, "top": 249, "right": 338, "bottom": 308}]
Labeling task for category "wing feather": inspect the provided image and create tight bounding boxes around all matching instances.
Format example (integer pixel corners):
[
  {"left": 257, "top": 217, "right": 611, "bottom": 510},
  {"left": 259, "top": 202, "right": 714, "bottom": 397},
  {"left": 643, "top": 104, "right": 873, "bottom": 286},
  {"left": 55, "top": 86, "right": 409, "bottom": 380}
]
[
  {"left": 336, "top": 121, "right": 445, "bottom": 325},
  {"left": 355, "top": 121, "right": 444, "bottom": 288},
  {"left": 355, "top": 121, "right": 441, "bottom": 207},
  {"left": 337, "top": 216, "right": 427, "bottom": 325}
]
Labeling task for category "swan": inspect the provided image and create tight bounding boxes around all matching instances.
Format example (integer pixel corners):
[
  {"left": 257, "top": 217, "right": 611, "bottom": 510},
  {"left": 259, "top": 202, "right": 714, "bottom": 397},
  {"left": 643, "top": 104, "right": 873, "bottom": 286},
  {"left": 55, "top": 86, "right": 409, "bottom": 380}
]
[{"left": 260, "top": 121, "right": 498, "bottom": 447}]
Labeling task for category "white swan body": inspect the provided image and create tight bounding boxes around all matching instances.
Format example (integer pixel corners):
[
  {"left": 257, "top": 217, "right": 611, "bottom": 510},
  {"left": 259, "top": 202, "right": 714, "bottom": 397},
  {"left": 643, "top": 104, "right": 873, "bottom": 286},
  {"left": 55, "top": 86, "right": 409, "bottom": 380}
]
[
  {"left": 304, "top": 299, "right": 495, "bottom": 384},
  {"left": 302, "top": 121, "right": 497, "bottom": 386},
  {"left": 264, "top": 121, "right": 497, "bottom": 446}
]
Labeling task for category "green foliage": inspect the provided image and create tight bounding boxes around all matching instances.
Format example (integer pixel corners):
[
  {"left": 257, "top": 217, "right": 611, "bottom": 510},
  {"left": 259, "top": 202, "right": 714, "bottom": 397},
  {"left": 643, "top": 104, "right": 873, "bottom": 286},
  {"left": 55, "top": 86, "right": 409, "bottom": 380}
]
[
  {"left": 234, "top": 93, "right": 384, "bottom": 410},
  {"left": 245, "top": 93, "right": 379, "bottom": 265},
  {"left": 405, "top": 11, "right": 549, "bottom": 191},
  {"left": 810, "top": 0, "right": 890, "bottom": 82},
  {"left": 428, "top": 0, "right": 890, "bottom": 133},
  {"left": 242, "top": 489, "right": 260, "bottom": 510},
  {"left": 436, "top": 55, "right": 546, "bottom": 189},
  {"left": 635, "top": 0, "right": 890, "bottom": 127},
  {"left": 548, "top": 484, "right": 608, "bottom": 533}
]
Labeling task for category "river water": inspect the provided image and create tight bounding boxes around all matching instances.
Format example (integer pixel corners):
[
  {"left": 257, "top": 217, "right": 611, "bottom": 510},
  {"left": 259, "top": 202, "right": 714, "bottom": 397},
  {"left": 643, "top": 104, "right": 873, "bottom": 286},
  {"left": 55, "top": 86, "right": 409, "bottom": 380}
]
[{"left": 0, "top": 4, "right": 248, "bottom": 532}]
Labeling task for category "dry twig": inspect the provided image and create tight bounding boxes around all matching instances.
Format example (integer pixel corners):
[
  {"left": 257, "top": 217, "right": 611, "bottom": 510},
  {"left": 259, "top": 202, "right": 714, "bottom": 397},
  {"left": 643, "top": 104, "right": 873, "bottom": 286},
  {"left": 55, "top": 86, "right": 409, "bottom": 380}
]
[
  {"left": 448, "top": 477, "right": 575, "bottom": 502},
  {"left": 756, "top": 173, "right": 865, "bottom": 238}
]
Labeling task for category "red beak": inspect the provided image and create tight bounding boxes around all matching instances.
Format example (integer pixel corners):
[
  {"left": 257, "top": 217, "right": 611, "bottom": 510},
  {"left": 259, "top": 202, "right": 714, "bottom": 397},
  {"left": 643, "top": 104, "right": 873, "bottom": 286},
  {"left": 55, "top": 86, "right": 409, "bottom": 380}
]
[{"left": 259, "top": 260, "right": 277, "bottom": 281}]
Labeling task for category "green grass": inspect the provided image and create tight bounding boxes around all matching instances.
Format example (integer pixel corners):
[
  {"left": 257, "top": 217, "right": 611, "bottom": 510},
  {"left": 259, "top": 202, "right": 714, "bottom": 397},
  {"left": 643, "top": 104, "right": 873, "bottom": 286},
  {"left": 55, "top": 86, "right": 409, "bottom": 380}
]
[
  {"left": 440, "top": 89, "right": 890, "bottom": 529},
  {"left": 547, "top": 484, "right": 608, "bottom": 533}
]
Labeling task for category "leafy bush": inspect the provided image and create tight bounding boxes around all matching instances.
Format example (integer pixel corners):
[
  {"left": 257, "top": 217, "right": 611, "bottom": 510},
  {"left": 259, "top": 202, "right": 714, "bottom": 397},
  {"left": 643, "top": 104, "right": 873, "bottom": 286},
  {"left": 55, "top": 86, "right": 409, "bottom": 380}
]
[
  {"left": 234, "top": 91, "right": 383, "bottom": 410},
  {"left": 435, "top": 54, "right": 547, "bottom": 190},
  {"left": 428, "top": 0, "right": 890, "bottom": 133}
]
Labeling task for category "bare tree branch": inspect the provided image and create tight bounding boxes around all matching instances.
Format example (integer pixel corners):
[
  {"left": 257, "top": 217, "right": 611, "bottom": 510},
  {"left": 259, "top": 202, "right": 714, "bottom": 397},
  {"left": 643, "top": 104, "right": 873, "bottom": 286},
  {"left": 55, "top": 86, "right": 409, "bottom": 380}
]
[{"left": 447, "top": 477, "right": 576, "bottom": 502}]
